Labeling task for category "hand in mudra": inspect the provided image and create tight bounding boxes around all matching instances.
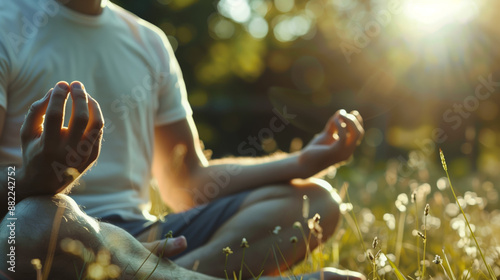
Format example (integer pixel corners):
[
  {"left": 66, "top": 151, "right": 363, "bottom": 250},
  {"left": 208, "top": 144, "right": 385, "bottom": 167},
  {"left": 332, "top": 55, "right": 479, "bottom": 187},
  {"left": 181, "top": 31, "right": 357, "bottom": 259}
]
[
  {"left": 18, "top": 81, "right": 104, "bottom": 199},
  {"left": 300, "top": 109, "right": 364, "bottom": 177}
]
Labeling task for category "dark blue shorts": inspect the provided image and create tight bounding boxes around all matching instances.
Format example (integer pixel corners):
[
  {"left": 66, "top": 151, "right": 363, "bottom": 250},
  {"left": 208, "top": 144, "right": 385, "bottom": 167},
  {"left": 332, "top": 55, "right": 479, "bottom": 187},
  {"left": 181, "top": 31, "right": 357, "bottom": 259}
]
[{"left": 102, "top": 191, "right": 250, "bottom": 259}]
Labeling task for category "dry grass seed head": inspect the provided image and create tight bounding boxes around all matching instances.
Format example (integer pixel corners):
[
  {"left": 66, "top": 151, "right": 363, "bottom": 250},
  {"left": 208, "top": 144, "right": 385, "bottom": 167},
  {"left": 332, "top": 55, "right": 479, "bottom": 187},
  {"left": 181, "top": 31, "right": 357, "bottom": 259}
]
[
  {"left": 31, "top": 259, "right": 42, "bottom": 270},
  {"left": 439, "top": 148, "right": 448, "bottom": 171},
  {"left": 372, "top": 236, "right": 379, "bottom": 249},
  {"left": 417, "top": 231, "right": 426, "bottom": 240},
  {"left": 368, "top": 251, "right": 375, "bottom": 262},
  {"left": 222, "top": 247, "right": 233, "bottom": 255},
  {"left": 433, "top": 255, "right": 442, "bottom": 264},
  {"left": 293, "top": 221, "right": 302, "bottom": 229},
  {"left": 273, "top": 226, "right": 281, "bottom": 235},
  {"left": 240, "top": 238, "right": 249, "bottom": 248}
]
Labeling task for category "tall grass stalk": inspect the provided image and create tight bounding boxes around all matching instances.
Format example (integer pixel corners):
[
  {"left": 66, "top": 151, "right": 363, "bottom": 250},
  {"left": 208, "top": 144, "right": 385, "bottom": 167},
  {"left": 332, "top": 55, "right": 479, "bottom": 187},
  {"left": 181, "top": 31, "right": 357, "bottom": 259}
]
[
  {"left": 239, "top": 238, "right": 249, "bottom": 280},
  {"left": 223, "top": 247, "right": 233, "bottom": 280},
  {"left": 439, "top": 259, "right": 451, "bottom": 280},
  {"left": 274, "top": 242, "right": 298, "bottom": 280},
  {"left": 387, "top": 255, "right": 408, "bottom": 280},
  {"left": 395, "top": 211, "right": 406, "bottom": 266},
  {"left": 413, "top": 192, "right": 421, "bottom": 274},
  {"left": 242, "top": 263, "right": 259, "bottom": 279},
  {"left": 132, "top": 241, "right": 159, "bottom": 279},
  {"left": 141, "top": 236, "right": 170, "bottom": 280},
  {"left": 43, "top": 205, "right": 65, "bottom": 280},
  {"left": 439, "top": 149, "right": 496, "bottom": 280},
  {"left": 441, "top": 249, "right": 456, "bottom": 280},
  {"left": 345, "top": 190, "right": 369, "bottom": 261},
  {"left": 239, "top": 248, "right": 246, "bottom": 280},
  {"left": 270, "top": 244, "right": 283, "bottom": 278},
  {"left": 225, "top": 254, "right": 230, "bottom": 280},
  {"left": 294, "top": 222, "right": 311, "bottom": 265},
  {"left": 317, "top": 238, "right": 324, "bottom": 275},
  {"left": 31, "top": 259, "right": 42, "bottom": 280},
  {"left": 421, "top": 205, "right": 428, "bottom": 279}
]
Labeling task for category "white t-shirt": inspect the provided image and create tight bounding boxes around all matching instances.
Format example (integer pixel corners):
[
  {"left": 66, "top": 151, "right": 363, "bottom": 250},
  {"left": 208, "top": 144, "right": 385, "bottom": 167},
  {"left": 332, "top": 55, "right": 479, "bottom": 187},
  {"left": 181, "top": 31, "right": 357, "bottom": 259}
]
[{"left": 0, "top": 0, "right": 192, "bottom": 221}]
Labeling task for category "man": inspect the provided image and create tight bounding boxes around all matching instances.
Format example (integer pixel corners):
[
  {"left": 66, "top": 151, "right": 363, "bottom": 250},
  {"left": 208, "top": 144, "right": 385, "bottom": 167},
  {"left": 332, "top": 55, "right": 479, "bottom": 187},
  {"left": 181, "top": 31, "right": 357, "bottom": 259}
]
[
  {"left": 0, "top": 83, "right": 365, "bottom": 280},
  {"left": 0, "top": 0, "right": 364, "bottom": 278}
]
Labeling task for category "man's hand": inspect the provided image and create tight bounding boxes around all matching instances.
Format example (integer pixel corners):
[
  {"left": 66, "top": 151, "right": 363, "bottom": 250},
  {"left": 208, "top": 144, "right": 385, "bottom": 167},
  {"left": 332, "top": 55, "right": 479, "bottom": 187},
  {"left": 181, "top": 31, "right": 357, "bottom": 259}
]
[
  {"left": 299, "top": 109, "right": 364, "bottom": 177},
  {"left": 17, "top": 81, "right": 104, "bottom": 199},
  {"left": 142, "top": 236, "right": 188, "bottom": 259}
]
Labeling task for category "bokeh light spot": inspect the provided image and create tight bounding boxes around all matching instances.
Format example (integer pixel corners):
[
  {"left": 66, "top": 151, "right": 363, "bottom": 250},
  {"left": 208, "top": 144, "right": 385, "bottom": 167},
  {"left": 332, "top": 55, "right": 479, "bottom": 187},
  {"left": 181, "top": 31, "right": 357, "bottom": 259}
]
[
  {"left": 248, "top": 17, "right": 269, "bottom": 38},
  {"left": 218, "top": 0, "right": 252, "bottom": 23},
  {"left": 274, "top": 0, "right": 294, "bottom": 13},
  {"left": 210, "top": 16, "right": 236, "bottom": 39}
]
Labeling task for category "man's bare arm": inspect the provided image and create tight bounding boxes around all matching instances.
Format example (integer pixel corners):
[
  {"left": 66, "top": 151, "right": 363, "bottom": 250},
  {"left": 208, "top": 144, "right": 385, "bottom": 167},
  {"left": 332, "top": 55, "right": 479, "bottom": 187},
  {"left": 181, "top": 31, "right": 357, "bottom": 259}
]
[{"left": 153, "top": 110, "right": 364, "bottom": 212}]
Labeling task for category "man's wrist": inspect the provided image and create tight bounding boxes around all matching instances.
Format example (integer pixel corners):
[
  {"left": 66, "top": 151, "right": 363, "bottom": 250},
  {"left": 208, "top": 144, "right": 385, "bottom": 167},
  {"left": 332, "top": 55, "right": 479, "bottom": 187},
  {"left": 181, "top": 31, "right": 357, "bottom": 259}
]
[{"left": 289, "top": 152, "right": 314, "bottom": 179}]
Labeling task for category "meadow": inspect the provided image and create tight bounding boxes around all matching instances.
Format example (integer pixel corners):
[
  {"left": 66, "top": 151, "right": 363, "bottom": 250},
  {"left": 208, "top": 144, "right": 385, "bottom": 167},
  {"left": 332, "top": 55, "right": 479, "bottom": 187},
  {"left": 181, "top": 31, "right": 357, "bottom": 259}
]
[{"left": 286, "top": 149, "right": 500, "bottom": 280}]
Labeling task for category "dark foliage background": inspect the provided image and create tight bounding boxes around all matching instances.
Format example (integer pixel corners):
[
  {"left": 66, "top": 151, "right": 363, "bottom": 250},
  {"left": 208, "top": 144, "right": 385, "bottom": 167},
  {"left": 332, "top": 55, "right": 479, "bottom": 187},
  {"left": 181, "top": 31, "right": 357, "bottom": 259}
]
[
  {"left": 108, "top": 2, "right": 500, "bottom": 276},
  {"left": 112, "top": 0, "right": 500, "bottom": 184}
]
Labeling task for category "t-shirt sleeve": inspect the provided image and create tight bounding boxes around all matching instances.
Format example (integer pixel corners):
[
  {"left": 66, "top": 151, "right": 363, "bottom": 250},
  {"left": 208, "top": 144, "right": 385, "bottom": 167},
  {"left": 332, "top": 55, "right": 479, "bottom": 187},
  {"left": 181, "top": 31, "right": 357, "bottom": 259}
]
[{"left": 151, "top": 29, "right": 192, "bottom": 126}]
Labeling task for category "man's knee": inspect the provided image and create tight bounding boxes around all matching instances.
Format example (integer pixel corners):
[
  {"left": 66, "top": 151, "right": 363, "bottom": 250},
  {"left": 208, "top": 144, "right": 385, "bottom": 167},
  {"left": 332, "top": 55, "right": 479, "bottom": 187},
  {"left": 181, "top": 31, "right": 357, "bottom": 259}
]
[
  {"left": 0, "top": 195, "right": 100, "bottom": 278},
  {"left": 2, "top": 194, "right": 94, "bottom": 242},
  {"left": 296, "top": 179, "right": 341, "bottom": 231},
  {"left": 1, "top": 195, "right": 62, "bottom": 247},
  {"left": 242, "top": 179, "right": 341, "bottom": 227}
]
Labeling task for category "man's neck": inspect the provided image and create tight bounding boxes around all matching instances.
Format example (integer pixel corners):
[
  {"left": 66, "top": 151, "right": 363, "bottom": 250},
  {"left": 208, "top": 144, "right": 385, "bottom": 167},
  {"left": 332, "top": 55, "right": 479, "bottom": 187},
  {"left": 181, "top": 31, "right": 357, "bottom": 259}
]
[{"left": 58, "top": 0, "right": 107, "bottom": 15}]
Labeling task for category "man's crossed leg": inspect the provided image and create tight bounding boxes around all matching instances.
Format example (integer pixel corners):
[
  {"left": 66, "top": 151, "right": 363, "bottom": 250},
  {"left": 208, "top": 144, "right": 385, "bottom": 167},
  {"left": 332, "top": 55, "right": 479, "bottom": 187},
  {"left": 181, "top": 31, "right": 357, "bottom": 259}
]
[{"left": 0, "top": 194, "right": 365, "bottom": 280}]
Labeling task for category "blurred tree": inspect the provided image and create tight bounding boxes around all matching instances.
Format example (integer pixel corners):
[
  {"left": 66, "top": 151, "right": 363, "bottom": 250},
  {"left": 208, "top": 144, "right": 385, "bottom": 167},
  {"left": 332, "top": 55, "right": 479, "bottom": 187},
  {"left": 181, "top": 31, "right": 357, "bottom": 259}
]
[{"left": 111, "top": 0, "right": 500, "bottom": 177}]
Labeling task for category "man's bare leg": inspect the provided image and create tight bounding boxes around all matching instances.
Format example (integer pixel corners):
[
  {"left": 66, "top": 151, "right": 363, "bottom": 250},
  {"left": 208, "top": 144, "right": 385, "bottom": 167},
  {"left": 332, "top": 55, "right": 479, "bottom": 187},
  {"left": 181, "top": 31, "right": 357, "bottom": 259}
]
[
  {"left": 0, "top": 194, "right": 363, "bottom": 280},
  {"left": 170, "top": 179, "right": 364, "bottom": 279},
  {"left": 0, "top": 194, "right": 218, "bottom": 280}
]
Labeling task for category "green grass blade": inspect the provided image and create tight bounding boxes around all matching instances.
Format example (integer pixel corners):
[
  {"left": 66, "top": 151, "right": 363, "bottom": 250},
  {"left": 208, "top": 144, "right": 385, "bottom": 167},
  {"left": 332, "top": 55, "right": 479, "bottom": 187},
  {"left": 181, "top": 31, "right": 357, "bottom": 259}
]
[
  {"left": 386, "top": 255, "right": 408, "bottom": 280},
  {"left": 441, "top": 249, "right": 456, "bottom": 280},
  {"left": 345, "top": 189, "right": 368, "bottom": 256},
  {"left": 440, "top": 149, "right": 496, "bottom": 279}
]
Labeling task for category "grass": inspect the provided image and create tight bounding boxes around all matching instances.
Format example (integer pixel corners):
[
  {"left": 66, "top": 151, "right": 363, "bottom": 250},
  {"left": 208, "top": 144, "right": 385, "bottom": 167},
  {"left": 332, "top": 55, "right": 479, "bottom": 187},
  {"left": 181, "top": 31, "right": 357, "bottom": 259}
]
[
  {"left": 28, "top": 150, "right": 500, "bottom": 279},
  {"left": 314, "top": 149, "right": 500, "bottom": 280}
]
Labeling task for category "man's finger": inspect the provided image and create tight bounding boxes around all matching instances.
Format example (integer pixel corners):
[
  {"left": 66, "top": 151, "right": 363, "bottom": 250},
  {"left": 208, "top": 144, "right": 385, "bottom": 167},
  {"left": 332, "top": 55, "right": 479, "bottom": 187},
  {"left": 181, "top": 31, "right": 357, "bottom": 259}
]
[
  {"left": 20, "top": 89, "right": 52, "bottom": 142},
  {"left": 84, "top": 95, "right": 104, "bottom": 139},
  {"left": 339, "top": 111, "right": 363, "bottom": 146},
  {"left": 350, "top": 110, "right": 364, "bottom": 128},
  {"left": 144, "top": 236, "right": 188, "bottom": 259},
  {"left": 75, "top": 95, "right": 104, "bottom": 171},
  {"left": 68, "top": 82, "right": 89, "bottom": 146},
  {"left": 78, "top": 128, "right": 102, "bottom": 174},
  {"left": 43, "top": 82, "right": 70, "bottom": 145},
  {"left": 335, "top": 116, "right": 347, "bottom": 143},
  {"left": 324, "top": 110, "right": 342, "bottom": 135}
]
